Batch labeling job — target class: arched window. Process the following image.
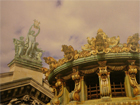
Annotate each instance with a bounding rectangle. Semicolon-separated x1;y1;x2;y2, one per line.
110;71;126;97
85;73;100;100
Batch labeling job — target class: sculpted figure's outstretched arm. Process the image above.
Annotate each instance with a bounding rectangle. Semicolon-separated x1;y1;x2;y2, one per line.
28;24;34;35
35;26;40;37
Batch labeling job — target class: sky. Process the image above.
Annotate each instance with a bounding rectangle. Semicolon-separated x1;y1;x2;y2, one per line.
0;0;140;73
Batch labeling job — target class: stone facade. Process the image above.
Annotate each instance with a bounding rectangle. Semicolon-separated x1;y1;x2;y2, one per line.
0;58;54;104
0;21;54;104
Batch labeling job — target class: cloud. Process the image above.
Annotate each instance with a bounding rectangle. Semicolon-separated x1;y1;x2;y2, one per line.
1;0;139;73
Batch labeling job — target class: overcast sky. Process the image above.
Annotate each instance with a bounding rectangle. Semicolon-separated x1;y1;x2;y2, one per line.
0;0;139;73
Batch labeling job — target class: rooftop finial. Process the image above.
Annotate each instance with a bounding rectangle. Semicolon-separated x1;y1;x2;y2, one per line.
97;28;103;33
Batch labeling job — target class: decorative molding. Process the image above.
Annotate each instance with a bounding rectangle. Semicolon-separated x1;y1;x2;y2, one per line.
108;65;126;71
80;67;98;74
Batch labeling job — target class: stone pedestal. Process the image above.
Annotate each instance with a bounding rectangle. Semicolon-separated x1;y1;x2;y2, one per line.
101;96;111;102
8;57;43;84
67;101;81;105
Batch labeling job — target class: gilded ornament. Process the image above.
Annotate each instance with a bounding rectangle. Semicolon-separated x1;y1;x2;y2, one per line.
127;33;139;52
42;30;140;80
61;45;76;62
50;79;64;105
41;67;50;80
80;67;98;74
43;57;58;71
69;67;81;101
127;60;140;96
98;61;111;97
33;19;40;29
122;43;130;52
108;65;126;71
57;58;67;66
110;45;122;53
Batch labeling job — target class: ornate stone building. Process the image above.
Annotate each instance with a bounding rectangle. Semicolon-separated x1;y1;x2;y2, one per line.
0;20;140;105
42;29;140;105
0;20;54;105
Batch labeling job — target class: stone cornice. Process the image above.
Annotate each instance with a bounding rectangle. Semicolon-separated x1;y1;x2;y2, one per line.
8;58;42;72
0;72;13;78
0;77;54;99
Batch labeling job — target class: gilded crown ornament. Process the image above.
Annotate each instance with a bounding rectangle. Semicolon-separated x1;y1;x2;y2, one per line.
97;28;103;33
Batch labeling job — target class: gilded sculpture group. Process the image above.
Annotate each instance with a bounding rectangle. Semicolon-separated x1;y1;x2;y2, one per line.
13;20;43;62
43;29;140;73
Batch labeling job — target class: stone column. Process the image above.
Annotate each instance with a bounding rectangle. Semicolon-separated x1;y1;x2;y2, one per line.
62;82;69;105
80;76;86;102
108;72;112;98
124;71;132;97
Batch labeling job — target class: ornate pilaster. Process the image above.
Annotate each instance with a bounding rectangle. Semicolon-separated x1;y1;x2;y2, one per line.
127;60;140;97
50;77;64;105
69;66;81;101
97;61;111;98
